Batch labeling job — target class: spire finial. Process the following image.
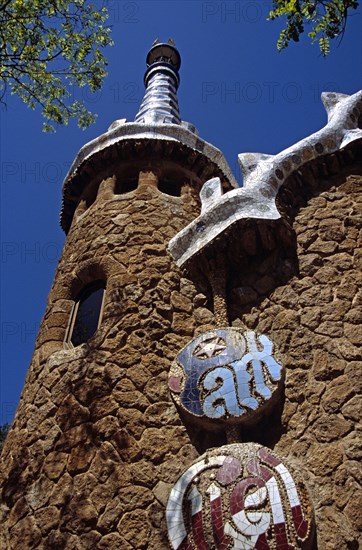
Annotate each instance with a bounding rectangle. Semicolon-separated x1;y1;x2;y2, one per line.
134;40;182;125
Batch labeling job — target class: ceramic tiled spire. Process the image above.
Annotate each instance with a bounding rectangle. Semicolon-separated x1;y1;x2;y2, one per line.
135;40;182;125
60;41;237;232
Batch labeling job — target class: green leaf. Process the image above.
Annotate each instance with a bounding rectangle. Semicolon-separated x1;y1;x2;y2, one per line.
268;0;359;55
0;0;113;131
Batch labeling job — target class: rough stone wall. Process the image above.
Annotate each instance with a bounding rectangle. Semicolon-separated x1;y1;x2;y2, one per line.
1;159;361;549
234;169;361;549
0;178;218;549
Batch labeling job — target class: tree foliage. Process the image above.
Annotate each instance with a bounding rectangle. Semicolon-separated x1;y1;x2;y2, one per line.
269;0;359;55
0;0;113;131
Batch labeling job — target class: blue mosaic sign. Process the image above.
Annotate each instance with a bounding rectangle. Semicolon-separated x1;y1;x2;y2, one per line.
169;328;284;426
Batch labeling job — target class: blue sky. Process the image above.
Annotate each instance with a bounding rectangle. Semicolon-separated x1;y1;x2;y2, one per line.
1;0;361;424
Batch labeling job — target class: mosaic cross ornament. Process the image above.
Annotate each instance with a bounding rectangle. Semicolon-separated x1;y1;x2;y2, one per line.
166;443;314;550
168;328;284;428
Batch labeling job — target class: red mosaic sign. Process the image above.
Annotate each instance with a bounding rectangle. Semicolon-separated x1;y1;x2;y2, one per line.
166;443;314;549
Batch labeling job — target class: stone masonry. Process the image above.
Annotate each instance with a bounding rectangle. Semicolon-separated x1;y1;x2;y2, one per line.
0;174;221;549
230;159;362;549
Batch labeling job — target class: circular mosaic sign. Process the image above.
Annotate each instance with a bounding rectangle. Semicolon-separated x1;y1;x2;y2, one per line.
169;328;284;428
166;443;314;550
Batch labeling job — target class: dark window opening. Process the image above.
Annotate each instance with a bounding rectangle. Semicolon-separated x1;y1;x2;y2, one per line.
66;281;105;347
158;179;182;197
115;178;138;194
79;180;99;212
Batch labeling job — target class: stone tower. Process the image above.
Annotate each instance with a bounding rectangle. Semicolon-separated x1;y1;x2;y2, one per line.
0;41;236;548
1;41;361;550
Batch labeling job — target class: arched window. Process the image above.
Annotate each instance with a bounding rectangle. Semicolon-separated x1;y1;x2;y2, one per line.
65;281;106;347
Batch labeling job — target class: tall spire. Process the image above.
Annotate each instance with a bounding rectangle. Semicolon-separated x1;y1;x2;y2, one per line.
135;39;182;125
61;41;237;231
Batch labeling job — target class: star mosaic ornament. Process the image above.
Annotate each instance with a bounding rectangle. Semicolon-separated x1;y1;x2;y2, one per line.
193;336;227;359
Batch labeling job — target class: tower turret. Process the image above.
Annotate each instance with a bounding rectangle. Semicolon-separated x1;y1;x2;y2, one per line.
59;41;237;233
0;42;236;549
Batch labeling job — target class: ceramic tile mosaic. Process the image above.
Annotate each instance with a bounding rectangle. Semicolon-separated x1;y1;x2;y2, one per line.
61;43;239;227
168;328;284;428
168;90;362;267
62;119;237;187
166;443;314;549
133;42;182;126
